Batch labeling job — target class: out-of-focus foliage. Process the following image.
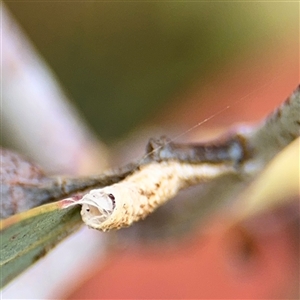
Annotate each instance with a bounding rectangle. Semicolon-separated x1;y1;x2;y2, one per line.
1;2;298;297
4;2;298;141
233;137;300;221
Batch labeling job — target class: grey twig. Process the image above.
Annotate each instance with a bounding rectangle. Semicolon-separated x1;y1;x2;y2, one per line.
245;85;300;171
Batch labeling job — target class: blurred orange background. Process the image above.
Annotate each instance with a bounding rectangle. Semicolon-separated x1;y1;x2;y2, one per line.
65;31;299;299
3;2;299;298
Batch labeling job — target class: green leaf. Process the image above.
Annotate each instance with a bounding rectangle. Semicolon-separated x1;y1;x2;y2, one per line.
0;200;81;288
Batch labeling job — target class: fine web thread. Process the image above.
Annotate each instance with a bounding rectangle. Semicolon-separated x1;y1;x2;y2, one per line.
71;71;284;230
136;72;283;167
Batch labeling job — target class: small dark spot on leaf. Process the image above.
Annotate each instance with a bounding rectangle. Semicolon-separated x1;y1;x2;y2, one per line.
10;234;17;240
33;248;48;262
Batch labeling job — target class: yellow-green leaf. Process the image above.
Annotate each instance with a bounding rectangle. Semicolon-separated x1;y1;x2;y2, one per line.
0;200;81;288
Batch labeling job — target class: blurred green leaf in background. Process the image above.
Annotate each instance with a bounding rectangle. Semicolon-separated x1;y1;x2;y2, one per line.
4;1;298;142
1;1;299;298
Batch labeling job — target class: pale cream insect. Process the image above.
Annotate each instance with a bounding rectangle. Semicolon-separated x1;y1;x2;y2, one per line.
75;161;235;231
71;82;300;231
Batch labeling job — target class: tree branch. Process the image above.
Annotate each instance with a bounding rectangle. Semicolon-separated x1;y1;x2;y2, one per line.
66;85;300;232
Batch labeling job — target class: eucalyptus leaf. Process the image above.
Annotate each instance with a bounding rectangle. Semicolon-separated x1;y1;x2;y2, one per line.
0;201;81;288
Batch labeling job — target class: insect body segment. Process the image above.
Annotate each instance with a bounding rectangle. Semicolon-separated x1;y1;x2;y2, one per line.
78;178;161;231
79;188;115;227
76;161;235;231
66;87;300;232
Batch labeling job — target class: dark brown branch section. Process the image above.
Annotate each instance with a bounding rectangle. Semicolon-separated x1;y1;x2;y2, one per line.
1;132;247;218
2;85;299;219
144;134;250;165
